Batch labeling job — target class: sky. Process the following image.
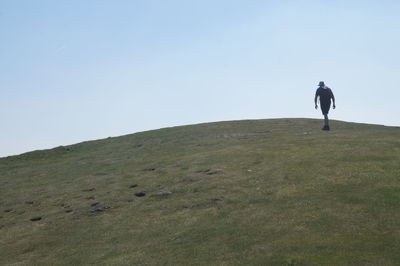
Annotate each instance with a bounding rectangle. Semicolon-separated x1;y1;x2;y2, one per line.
1;0;400;157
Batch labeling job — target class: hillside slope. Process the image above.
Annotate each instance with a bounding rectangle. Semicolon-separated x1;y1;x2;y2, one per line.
1;118;400;265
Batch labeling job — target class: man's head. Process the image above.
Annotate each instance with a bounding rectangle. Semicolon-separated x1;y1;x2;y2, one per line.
318;81;325;87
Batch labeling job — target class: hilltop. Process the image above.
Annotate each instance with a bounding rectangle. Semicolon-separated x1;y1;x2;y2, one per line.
1;118;400;265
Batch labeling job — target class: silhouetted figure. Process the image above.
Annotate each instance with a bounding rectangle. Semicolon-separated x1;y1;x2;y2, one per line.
315;81;336;130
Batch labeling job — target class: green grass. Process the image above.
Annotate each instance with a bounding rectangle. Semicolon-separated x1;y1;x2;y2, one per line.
1;118;400;265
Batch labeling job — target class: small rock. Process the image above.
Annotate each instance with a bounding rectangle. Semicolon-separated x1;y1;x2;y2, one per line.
25;201;40;206
90;202;100;207
197;169;211;174
127;199;135;203
197;169;224;175
85;196;95;200
143;167;156;172
92;206;111;213
30;216;42;221
157;190;172;196
129;184;138;188
206;170;224;175
134;192;146;197
65;209;73;213
4;209;13;213
210;198;223;203
82;188;96;192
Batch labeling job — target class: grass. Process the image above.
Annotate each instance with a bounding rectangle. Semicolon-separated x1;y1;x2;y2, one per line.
1;118;400;265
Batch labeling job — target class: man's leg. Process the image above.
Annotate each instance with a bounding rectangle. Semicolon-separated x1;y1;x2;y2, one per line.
324;114;329;126
323;114;330;130
321;102;331;130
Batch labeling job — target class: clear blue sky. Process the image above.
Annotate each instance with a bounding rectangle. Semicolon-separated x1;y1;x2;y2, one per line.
1;0;400;157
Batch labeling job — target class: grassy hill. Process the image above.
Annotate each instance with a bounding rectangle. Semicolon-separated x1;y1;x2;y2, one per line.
1;118;400;265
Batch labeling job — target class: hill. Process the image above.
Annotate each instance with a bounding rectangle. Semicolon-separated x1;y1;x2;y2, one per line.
1;118;400;265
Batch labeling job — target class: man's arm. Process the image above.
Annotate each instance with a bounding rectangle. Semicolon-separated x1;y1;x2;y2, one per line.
314;91;319;109
331;90;336;109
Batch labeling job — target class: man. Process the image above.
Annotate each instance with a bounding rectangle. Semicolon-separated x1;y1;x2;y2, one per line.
315;81;336;130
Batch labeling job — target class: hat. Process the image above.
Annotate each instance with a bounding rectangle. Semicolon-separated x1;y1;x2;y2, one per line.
318;81;325;86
